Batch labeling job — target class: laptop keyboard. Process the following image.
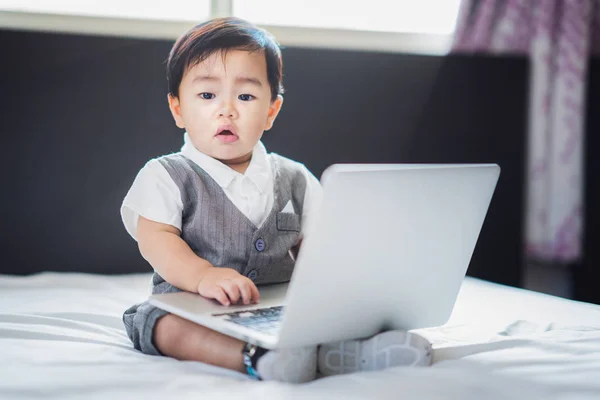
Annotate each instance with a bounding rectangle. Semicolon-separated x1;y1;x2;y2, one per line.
213;305;283;335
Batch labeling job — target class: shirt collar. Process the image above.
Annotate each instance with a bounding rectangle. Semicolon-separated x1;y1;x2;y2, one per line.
180;132;271;192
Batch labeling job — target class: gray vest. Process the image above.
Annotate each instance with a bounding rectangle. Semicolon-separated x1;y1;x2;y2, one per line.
150;153;307;294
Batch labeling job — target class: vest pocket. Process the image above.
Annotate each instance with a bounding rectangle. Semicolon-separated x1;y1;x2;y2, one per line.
276;212;301;232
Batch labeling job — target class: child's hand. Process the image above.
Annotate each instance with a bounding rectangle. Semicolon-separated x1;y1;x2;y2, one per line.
196;267;260;306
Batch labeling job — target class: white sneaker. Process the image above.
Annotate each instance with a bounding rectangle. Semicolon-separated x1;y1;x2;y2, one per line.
256;346;318;383
318;330;432;376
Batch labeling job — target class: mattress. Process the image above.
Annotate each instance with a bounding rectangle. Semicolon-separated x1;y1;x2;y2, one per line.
1;272;599;400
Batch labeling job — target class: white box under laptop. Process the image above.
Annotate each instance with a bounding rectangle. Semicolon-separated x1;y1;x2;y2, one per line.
150;164;500;349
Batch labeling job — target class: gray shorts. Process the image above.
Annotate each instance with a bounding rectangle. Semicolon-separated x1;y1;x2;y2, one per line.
123;274;181;355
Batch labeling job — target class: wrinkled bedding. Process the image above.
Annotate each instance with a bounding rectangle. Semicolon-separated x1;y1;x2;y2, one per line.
1;273;599;400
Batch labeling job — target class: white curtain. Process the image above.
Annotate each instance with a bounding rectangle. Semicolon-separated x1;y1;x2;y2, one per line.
453;0;600;263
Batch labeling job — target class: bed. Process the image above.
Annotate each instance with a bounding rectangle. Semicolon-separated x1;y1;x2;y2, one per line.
1;9;598;399
2;272;599;400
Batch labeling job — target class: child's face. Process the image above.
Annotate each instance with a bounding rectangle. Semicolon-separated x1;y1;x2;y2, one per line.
168;50;283;165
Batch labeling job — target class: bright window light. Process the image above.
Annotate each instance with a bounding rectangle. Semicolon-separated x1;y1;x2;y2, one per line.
0;0;209;21
234;0;462;34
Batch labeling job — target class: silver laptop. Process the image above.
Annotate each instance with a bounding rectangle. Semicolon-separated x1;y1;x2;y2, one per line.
149;163;500;349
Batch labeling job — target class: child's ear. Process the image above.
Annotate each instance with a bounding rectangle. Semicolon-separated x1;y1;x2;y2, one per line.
264;95;284;131
168;94;185;129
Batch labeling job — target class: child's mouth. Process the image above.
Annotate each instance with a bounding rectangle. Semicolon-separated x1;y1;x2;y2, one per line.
215;128;239;143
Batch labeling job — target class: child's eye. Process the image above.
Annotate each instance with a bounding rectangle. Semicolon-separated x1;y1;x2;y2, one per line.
238;94;255;101
199;93;215;100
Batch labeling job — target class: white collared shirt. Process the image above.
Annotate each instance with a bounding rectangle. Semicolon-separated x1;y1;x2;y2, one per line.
121;133;322;240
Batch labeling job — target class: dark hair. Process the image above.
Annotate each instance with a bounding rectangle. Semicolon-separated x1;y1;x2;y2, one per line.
167;17;284;102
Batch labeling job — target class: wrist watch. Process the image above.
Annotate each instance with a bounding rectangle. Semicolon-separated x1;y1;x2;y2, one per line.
242;342;261;380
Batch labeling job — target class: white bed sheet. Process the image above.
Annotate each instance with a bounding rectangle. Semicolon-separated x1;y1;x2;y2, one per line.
1;272;599;400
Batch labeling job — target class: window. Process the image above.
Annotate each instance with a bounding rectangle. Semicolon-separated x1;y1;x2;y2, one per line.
0;0;461;53
0;0;209;22
234;0;461;35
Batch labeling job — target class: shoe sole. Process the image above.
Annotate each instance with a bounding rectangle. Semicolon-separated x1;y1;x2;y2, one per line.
318;331;432;375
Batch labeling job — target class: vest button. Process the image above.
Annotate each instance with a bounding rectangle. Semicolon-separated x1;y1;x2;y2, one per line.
248;270;258;281
255;238;265;252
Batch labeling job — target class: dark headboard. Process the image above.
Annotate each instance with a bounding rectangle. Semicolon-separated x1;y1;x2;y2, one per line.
573;57;600;304
0;30;527;288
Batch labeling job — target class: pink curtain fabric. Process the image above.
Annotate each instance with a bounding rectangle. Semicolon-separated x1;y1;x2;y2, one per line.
453;0;600;263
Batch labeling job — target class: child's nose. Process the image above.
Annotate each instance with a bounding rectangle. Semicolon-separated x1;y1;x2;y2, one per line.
218;100;237;119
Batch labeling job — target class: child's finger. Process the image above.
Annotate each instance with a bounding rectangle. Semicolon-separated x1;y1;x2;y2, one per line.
238;281;252;305
220;281;241;304
249;281;260;303
211;286;230;306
